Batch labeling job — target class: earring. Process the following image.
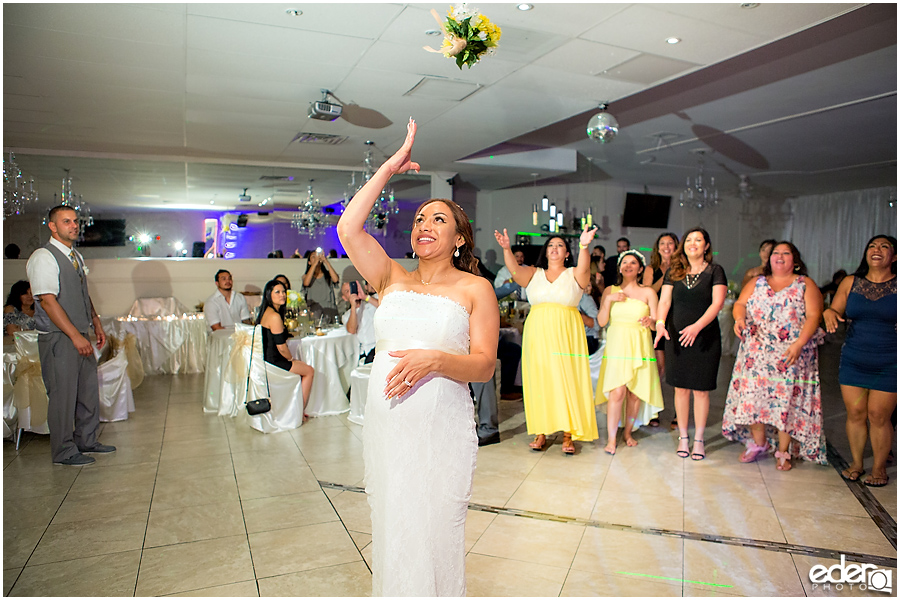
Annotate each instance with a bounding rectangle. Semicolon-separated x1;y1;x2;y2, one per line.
794;264;800;272
412;251;416;258
454;247;460;258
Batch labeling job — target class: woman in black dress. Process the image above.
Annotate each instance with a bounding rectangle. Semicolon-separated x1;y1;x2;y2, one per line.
643;232;679;428
654;228;727;460
258;279;315;416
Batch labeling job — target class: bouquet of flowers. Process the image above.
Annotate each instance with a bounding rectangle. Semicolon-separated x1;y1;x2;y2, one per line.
286;289;306;310
424;4;501;69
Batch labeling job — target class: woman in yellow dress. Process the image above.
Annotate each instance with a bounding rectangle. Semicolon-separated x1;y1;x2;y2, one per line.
596;250;664;454
494;226;598;455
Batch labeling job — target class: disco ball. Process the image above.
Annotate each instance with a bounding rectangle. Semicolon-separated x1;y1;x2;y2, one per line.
586;110;618;144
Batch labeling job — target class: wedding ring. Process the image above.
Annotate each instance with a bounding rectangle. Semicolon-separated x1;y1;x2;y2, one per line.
403;379;413;387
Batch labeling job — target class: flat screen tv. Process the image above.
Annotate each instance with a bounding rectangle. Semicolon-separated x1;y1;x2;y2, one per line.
622;192;671;229
78;219;127;247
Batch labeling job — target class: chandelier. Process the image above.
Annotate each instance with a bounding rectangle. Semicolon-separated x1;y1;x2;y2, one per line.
3;152;39;220
679;150;720;211
54;169;93;240
291;180;328;237
343;141;398;231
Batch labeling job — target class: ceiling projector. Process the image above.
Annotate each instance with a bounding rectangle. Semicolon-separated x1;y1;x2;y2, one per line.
308;101;342;121
238;188;251;202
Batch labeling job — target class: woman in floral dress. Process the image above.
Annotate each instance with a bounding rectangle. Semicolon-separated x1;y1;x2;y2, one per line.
722;241;826;469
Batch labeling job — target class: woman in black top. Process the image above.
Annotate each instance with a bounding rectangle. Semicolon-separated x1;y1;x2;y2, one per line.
259;279;315;417
654;228;727;460
643;232;679;428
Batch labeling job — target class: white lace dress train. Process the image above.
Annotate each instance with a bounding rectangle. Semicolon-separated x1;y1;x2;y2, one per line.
364;291;477;596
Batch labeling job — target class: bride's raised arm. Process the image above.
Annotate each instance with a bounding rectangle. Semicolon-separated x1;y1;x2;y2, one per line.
337;118;421;293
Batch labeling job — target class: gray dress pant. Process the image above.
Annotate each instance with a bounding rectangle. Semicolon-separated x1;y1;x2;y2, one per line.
471;374;499;439
38;331;100;462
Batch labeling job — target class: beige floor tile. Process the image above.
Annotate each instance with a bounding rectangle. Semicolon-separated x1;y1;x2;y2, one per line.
168;391;203;404
524;450;612;487
151;473;239;511
3;468;78;499
868;485;897;521
791;553;896;597
84;441;162;467
257;560;372;596
590;489;684;531
3;568;20;595
360;538;373;570
329;489;372;534
145;500;246;547
470;473;523;507
758;459;846;486
465;509;497;552
236;465;321;500
155;452;234;481
349;530;372;551
470;514;585;568
307;456;365;487
465;553;568;597
572;527;684;581
560;568;683;596
230;449;309;475
2;451;61;474
682;585;747;596
29;512;147;565
165;411;218;430
159;436;232;461
53;485;154;524
506;479;601;519
684;472;774;509
3;494;64;530
242;490;338;534
683;539;805;596
98;426;165;446
474;447;542;479
684;502;786;542
70;460;159;493
163;421;228;443
10;550;140;596
165;580;259;596
767;479;870;518
776;508;896;557
3;526;44;569
601;460;685;497
248;521;360;579
16;435;53;456
297;440;364;465
228;429;302;454
136;534;255;596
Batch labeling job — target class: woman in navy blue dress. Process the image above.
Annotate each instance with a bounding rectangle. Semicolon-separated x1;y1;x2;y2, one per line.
824;235;897;487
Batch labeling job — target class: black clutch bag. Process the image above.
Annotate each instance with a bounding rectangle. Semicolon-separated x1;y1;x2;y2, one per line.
245;327;272;416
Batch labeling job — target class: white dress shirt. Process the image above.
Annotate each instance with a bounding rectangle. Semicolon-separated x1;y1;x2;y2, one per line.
204;289;250;328
26;237;84;297
342;301;377;355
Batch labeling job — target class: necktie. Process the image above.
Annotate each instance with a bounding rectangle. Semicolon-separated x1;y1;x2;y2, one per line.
69;252;83;279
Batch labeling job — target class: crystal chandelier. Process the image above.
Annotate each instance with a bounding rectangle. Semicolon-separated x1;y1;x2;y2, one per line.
291;180;327;237
679;150;720;211
3;152;39;220
343;141;397;230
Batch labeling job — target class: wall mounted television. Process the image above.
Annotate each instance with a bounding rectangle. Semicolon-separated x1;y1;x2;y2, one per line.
622;193;671;229
78;219;127;247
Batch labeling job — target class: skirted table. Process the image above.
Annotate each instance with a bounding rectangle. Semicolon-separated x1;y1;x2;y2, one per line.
287;328;356;417
101;314;207;375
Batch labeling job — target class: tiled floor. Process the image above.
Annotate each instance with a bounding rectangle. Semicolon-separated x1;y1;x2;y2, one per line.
3;340;896;596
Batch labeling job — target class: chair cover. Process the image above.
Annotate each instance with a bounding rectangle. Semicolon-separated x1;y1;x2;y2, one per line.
3;351;18;439
589;337;606;393
203;328;235;414
128;297;190;317
97;350;135;422
12;332;49;435
348;365;371;425
235;324;307;433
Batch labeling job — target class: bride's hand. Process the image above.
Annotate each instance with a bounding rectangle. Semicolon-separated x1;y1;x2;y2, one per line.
382;118;421;176
494;228;511;250
384;349;438;398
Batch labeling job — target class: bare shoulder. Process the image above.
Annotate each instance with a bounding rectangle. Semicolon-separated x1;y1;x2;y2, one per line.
457;271;495;304
3;305;14;314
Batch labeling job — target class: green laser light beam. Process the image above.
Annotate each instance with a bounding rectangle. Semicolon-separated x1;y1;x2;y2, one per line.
615;572;733;588
601;355;658;362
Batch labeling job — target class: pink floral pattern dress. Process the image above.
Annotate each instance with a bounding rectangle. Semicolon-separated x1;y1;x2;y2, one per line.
721;276;827;464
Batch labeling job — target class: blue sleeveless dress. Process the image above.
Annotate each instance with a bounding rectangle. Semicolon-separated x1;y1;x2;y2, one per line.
839;276;897;392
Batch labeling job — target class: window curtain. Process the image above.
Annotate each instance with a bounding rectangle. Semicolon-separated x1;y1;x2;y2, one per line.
783;187;897;282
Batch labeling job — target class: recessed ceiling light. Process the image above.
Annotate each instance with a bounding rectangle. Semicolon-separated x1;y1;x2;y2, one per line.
285;8;302;17
666;37;681;44
740;3;760;8
425;29;441;36
517;3;534;11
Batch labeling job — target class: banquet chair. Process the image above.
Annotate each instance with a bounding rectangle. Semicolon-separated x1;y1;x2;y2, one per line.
96;343;135;422
203;328;235;414
12;332;50;449
3;352;19;440
232;324;307;433
348;365;371;425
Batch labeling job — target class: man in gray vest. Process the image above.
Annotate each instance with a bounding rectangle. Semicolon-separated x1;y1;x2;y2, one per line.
25;205;116;465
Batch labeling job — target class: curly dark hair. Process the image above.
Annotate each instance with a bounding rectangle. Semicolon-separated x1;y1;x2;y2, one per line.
412;199;478;275
668;227;714;281
535;236;573;270
852;235;897;277
4;280;31;311
762;241;808;277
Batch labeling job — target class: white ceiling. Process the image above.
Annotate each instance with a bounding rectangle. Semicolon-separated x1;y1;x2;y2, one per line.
3;2;896;215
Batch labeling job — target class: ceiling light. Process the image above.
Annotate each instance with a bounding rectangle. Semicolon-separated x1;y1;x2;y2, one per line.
666;37;681;44
517;3;534;10
425;29;441;36
586;102;618;144
285;8;302;16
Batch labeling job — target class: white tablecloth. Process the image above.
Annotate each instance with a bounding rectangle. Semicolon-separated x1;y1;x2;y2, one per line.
204;328;236;414
101;315;208;375
287;328;356;417
3;351;18;438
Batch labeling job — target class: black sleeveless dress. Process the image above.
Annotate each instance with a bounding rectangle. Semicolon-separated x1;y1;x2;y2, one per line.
652;267;666;351
261;326;292;371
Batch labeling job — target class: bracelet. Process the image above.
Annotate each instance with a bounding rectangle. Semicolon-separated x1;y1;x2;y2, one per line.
364;295;370;302
579;243;587;250
655;320;665;326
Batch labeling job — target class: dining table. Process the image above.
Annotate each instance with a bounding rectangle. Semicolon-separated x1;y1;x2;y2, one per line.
286;327;357;417
101;314;208;375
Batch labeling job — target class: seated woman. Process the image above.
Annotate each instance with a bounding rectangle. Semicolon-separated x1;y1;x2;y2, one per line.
4;280;35;336
258;279;315;419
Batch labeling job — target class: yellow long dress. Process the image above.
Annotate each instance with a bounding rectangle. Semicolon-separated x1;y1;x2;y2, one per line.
595;286;663;431
522;268;598;441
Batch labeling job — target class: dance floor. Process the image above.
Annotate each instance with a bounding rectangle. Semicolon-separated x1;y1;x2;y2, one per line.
3;338;895;596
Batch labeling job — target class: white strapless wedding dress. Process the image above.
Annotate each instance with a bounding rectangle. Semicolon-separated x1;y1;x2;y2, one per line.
364;290;477;597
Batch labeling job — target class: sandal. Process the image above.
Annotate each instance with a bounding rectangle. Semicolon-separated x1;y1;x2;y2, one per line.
676;436;690;458
562;433;575;456
691;439;706;461
669;421;678;431
841;468;866;482
648;418;661;427
529;434;546;451
775;450;792;471
739;440;769;463
864;474;890;488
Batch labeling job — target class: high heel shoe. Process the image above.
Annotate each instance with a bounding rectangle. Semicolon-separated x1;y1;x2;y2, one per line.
775;450;792;471
529;434;546;451
691;439;705;461
562;433;575;456
676;436;690;458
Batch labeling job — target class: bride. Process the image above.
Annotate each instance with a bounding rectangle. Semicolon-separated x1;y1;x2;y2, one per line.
337;118;499;596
